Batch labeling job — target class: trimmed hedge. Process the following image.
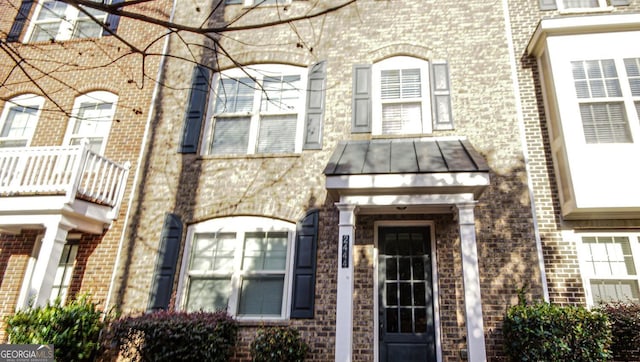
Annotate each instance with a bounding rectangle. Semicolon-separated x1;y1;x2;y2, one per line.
598;303;640;361
108;310;237;362
503;301;612;361
250;326;308;362
4;295;105;361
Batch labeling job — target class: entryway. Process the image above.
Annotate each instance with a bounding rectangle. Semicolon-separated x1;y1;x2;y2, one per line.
378;226;436;362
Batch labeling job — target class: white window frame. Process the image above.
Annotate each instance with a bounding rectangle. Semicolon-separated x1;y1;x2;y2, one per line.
204;64;307;155
557;0;612;12
0;94;44;148
573;231;640;307
176;216;296;320
50;243;79;305
63;91;117;155
25;0;109;42
371;56;432;136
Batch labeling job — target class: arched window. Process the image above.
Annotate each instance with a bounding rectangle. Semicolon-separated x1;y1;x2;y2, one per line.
64;91;117;154
0;94;44;148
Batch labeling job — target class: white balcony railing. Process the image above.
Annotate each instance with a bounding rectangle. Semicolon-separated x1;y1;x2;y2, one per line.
0;142;130;214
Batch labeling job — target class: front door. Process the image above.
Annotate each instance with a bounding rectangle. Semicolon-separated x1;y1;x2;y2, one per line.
378;226;436;362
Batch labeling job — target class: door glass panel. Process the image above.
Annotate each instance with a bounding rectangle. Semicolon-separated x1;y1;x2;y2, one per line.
398;257;411;279
386;258;397;280
412;258;424;279
414;283;426;306
415;308;427;332
399;282;412;306
386;308;398;333
400;308;412;333
386;282;398;306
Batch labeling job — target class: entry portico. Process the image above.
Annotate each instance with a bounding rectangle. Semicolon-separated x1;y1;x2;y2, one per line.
324;137;490;362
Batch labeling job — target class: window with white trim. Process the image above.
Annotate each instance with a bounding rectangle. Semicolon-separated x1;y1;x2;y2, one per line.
180;217;294;318
28;0;110;42
577;233;640;305
571;58;640;144
50;243;78;304
372;57;432;135
206;65;306;155
561;0;606;9
0;94;44;148
225;0;291;5
64;91;117;154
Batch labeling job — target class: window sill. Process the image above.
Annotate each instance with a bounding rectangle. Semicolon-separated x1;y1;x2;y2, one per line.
199;152;302;160
236;318;290;327
558;6;614;14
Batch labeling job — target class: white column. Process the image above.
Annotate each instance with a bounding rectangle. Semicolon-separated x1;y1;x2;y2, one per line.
456;203;487;362
335;203;356;362
27;217;71;307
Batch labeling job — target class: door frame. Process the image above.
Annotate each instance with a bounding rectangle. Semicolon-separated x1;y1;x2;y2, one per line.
373;220;442;362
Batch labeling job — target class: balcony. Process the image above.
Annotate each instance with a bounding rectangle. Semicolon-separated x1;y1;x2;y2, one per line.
0;143;130;234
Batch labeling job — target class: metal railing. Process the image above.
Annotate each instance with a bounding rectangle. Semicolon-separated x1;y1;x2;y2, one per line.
0;142;130;213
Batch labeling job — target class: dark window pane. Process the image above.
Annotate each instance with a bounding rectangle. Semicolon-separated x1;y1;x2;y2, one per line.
386;282;398;306
386;308;398;333
412;257;425;280
400;308;413;333
415;308;427;332
399;282;412;306
398;257;411;280
414;283;426;306
386;258;397;280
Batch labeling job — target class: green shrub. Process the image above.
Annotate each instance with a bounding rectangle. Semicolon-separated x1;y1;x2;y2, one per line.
598;302;640;361
108;310;237;362
503;301;612;361
4;294;105;361
250;326;308;362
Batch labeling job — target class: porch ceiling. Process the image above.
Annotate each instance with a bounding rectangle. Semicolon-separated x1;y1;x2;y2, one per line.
324;137;490;205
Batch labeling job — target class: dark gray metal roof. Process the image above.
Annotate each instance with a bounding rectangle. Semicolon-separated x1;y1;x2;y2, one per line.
324;138;489;176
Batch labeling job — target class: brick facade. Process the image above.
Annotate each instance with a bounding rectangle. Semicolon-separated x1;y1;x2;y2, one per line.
0;0;170;341
116;0;547;360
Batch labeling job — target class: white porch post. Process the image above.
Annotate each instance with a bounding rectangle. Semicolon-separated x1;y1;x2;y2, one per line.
335;203;356;362
456;202;487;362
27;217;71;307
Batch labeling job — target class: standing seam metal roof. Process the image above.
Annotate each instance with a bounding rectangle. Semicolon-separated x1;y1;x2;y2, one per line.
323;138;489;175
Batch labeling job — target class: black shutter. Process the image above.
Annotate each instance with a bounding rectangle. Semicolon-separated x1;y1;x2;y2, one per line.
539;0;558;10
103;0;124;36
290;209;319;319
303;61;326;150
179;65;210;153
147;213;183;312
611;0;629;5
7;0;34;42
352;64;372;133
431;61;454;130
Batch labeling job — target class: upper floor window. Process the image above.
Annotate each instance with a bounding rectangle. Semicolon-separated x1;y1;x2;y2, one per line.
577;233;640;306
178;217;295;318
372;57;432;135
540;0;630;11
352;56;453;135
64;91;117;154
571;58;640;144
206;65;307;155
28;0;110;42
0;94;44;148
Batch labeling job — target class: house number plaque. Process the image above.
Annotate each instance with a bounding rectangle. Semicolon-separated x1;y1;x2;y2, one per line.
341;235;349;268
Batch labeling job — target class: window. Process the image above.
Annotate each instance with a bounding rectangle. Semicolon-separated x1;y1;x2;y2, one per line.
206;65;306;155
179;217;294;318
64;91;117;154
372;57;432;135
562;0;605;8
50;243;78;304
225;0;291;5
572;58;639;144
28;0;109;42
0;94;44;148
578;234;640;305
